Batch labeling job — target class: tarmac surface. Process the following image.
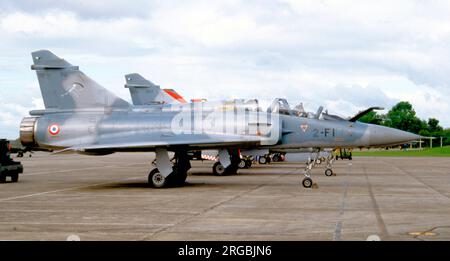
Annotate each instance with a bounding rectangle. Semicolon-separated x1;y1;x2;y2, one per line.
0;152;449;241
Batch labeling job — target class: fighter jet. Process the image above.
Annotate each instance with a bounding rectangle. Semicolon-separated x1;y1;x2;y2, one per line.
20;50;421;188
125;73;186;105
121;75;399;179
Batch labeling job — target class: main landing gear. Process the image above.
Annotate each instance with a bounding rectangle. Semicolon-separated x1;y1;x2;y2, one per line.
272;153;285;162
148;149;191;188
212;149;241;176
237;156;252;169
258;154;271;164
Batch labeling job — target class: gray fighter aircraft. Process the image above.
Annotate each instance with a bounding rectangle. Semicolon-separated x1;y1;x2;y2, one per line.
125;73;186;105
20;50;421;188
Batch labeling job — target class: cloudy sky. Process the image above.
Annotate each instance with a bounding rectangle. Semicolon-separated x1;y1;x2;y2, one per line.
1;0;450;139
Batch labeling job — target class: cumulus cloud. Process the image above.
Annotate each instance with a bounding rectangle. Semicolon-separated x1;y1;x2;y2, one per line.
0;100;37;139
1;0;450;138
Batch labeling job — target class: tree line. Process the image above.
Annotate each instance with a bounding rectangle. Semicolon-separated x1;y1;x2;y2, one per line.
358;101;450;146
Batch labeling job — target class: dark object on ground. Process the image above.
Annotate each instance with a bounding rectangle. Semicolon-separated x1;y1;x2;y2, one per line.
0;139;23;183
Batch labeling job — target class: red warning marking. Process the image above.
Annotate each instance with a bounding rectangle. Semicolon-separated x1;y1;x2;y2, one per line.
201;154;218;161
191;98;207;103
48;123;61;135
163;89;187;104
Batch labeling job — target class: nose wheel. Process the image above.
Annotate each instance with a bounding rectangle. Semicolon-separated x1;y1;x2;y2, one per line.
325;168;333;176
302;177;313;188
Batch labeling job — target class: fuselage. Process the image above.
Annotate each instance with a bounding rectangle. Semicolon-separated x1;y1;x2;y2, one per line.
21;102;420;153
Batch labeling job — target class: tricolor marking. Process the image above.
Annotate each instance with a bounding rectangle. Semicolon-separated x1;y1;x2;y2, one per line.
48;124;61;135
300;124;309;132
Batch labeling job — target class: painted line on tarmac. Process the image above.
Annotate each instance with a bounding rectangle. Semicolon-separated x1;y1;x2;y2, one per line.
0;221;171;227
24;163;148;176
0;177;141;202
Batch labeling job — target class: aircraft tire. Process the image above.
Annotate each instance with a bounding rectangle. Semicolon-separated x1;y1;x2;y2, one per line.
238;159;247;169
325;169;333;177
258;156;267;164
302;177;313;188
148;168;168;188
213;162;226;176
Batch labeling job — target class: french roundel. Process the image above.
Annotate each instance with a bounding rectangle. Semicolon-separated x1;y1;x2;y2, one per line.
48;124;61;135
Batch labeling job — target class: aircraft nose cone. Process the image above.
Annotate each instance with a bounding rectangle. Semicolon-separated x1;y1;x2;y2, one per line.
367;125;421;146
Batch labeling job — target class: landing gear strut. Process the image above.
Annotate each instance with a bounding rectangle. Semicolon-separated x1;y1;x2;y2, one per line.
238;156;253;169
301;150;336;188
148;149;191;188
301;149;338;188
213;149;240;176
213;161;226;176
301;150;320;188
324;152;335;177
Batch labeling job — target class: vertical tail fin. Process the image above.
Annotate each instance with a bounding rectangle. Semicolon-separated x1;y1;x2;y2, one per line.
124;73;186;105
31;50;129;110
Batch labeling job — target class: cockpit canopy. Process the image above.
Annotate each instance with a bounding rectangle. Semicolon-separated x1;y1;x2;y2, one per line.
267;98;325;119
157;97;381;123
